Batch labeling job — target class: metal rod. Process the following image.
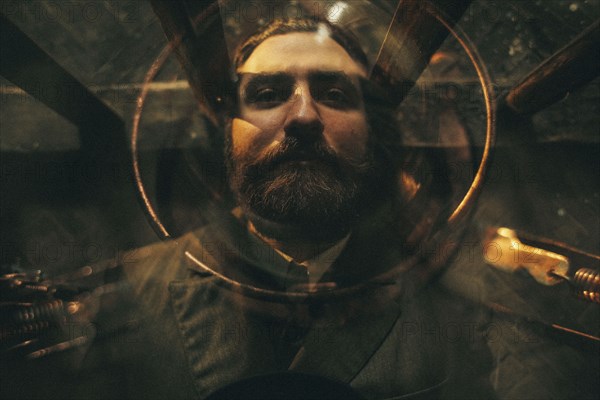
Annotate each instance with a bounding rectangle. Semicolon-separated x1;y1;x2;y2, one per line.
372;0;473;104
488;302;600;343
504;19;600;116
149;0;232;127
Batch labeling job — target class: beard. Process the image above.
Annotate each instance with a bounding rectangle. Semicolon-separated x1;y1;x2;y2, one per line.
226;134;378;237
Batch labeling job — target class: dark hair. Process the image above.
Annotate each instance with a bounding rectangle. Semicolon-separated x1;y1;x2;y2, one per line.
233;18;370;71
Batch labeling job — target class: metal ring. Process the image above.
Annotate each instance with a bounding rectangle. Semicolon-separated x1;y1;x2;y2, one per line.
131;2;496;299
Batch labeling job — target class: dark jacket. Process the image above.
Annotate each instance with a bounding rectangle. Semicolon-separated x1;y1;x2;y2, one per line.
74;213;498;400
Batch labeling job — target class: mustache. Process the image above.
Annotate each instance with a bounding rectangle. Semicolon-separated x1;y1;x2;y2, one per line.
247;137;340;172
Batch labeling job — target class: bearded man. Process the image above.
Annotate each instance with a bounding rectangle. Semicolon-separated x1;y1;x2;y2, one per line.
222;18;401;287
51;17;498;400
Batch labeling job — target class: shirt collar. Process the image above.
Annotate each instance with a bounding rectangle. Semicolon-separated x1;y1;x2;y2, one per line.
272;234;351;284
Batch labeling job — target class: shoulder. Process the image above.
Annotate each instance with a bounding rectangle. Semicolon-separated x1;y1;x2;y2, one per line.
114;228;221;305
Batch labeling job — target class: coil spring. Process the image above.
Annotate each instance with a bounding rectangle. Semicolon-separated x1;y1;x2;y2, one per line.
0;320;51;342
1;300;64;344
14;299;64;322
573;268;600;304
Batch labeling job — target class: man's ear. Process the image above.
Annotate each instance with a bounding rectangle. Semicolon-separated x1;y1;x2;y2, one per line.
212;82;239;128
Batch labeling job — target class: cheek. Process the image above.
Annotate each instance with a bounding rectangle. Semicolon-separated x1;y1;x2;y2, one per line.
323;110;369;158
231;117;279;160
239;103;287;135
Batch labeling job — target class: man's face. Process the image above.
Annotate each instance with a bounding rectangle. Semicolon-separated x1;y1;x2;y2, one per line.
228;30;375;234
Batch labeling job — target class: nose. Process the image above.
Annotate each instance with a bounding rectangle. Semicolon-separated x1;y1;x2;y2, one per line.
283;85;324;140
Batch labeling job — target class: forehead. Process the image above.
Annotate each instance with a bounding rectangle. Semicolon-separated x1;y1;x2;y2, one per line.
237;31;367;77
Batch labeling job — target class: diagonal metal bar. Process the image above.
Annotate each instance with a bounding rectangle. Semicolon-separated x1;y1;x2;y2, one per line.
372;0;473;104
0;12;125;153
503;19;600;116
149;0;232;127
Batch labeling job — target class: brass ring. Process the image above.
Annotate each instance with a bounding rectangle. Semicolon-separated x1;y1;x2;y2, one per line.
131;1;496;300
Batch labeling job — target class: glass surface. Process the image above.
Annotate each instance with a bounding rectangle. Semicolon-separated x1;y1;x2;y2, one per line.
1;1;598;399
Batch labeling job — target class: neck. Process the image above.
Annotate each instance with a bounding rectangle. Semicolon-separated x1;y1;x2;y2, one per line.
245;212;349;262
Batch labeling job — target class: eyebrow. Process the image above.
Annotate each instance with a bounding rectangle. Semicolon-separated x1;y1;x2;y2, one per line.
239;73;293;90
307;71;359;88
238;71;361;88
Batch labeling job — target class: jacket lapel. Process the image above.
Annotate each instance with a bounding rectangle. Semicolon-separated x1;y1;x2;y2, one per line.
169;277;298;399
288;288;403;383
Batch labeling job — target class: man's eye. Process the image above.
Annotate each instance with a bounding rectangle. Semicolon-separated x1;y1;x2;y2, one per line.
314;86;356;108
245;86;291;108
255;88;278;103
323;88;348;103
